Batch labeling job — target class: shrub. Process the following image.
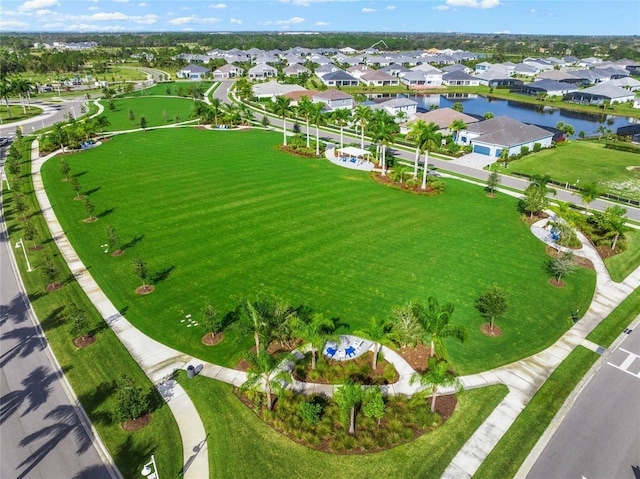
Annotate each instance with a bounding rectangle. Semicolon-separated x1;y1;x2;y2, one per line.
297;400;322;426
520;145;530;156
359;432;376;450
533;142;542;152
113;375;149;422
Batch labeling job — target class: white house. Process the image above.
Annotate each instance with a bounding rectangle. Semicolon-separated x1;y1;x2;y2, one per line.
248;64;278;80
312;89;354;111
176;64;210;80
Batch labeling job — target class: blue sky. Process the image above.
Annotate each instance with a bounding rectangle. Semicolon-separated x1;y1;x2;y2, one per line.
0;0;638;35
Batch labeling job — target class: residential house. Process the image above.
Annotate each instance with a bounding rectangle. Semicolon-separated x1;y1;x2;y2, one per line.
405;107;479;135
372;98;418;120
248;64;278;80
535;70;583;86
381;64;412;77
312;89;354;111
474;61;494;74
283;90;319;106
564;83;636;105
283;63;311;77
609;77;640;91
409;64;443;86
514;79;578;97
321;70;359;87
442;71;479;87
314;64;340;78
346;64;371;79
476;70;523;88
456;116;553;158
400;71;429;88
252;81;307;100
512;63;538;77
359;70;400;87
176;64;210;80
213;63;244;79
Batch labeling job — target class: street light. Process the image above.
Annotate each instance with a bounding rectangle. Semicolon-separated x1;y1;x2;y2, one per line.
15;238;32;272
141;454;159;479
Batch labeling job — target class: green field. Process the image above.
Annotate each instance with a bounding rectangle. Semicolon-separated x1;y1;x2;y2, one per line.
41;128;596;374
178;372;508;479
98;97;198;131
494;140;640;201
0;104;43;123
605;228;640;282
128;81;214;97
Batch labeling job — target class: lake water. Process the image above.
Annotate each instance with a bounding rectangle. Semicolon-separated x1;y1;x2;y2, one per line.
368;93;638;138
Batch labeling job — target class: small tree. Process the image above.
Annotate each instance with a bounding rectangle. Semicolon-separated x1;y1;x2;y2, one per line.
202;297;224;338
69;176;82;199
59;158;71;181
83;197;95;220
354;316;391;370
14;196;29;220
132;257;148;288
486;168;501;196
333;380;363;435
105;223;122;253
69;304;91;340
128;109;135;123
410;357;461;413
41;257;59;287
297;399;322;426
240;348;292;411
578;182;603;214
114;375;149;422
475;285;508;331
23;220;39;248
362;387;385;426
139;116;147;130
549;252;576;284
261;115;270;128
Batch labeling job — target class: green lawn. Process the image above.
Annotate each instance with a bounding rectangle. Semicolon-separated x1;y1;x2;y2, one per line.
587;287;640;347
473;346;599;479
178;372;508;479
97;96;199;131
0;104;43;123
3;139;182;478
40;128;596;374
128;81;214;97
494;140;640;201
604;228;640;282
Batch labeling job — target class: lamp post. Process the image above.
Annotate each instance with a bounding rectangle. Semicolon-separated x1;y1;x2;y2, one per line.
15;238;32;272
141;454;159;479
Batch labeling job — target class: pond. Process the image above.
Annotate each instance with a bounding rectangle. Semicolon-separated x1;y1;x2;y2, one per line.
367;92;638;138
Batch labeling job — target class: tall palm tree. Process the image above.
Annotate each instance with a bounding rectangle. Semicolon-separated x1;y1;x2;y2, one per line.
407;120;441;189
418;297;467;359
290;313;335;369
271;96;293;146
578;182;603;214
409;357;461;413
406;120;428;178
210;98;222;126
240;348;293;410
309;101;326;156
297;96;314;148
352;104;372;150
369;112;398;177
354;316;391;370
331;107;351;149
92;115;111;134
0;77;14;119
448;119;466;141
12;78;32;114
50;122;67;152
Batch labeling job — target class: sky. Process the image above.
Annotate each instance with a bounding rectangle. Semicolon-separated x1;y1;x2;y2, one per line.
0;0;638;36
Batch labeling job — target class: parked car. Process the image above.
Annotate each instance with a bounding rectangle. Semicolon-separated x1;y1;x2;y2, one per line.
427;169;441;177
0;137;10;146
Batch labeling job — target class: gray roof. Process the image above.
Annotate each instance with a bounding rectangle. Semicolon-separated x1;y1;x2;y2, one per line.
180;64;209;73
466;116;553;146
524;79;578;92
322;70;358;81
379;98;418;108
578;83;635;99
442;71;477;81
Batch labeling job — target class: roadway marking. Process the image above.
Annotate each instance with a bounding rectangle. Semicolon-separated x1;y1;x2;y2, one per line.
607;348;640;379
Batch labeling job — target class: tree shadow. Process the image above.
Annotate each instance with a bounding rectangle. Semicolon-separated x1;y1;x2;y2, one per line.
0;324;47;368
83;186;101;197
97;207;115;219
112;435;157;479
0;365;59;425
0;291;32;327
16;404;94;479
71;464;113;479
121;234;144;251
72;171;88;178
632;465;640;479
76;382;117;427
39;305;66;333
151;265;175;285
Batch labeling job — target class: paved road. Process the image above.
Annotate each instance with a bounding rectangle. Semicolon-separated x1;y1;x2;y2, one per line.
526;324;640;479
0;190;117;478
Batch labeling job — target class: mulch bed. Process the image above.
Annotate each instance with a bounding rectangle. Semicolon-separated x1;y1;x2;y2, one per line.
394;344;433;373
73;335;96;348
46;282;63;291
595;244;621;260
234;340;303;371
110;249;124;257
545;246;594;269
548;278;566;288
292;351;399;385
278;145;320;159
121;412;152;432
202;332;225;346
28;245;44;251
83;217;98;223
135;285;155;295
371;173;441;196
521;211;549;225
73;195;86;201
480;324;503;337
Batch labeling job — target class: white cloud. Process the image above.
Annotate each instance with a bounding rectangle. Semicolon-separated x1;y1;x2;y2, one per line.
494;30;510;34
445;0;500;9
0;19;29;28
35;9;54;16
280;0;360;5
315;21;329;26
386;5;396;10
88;6;99;10
362;7;376;13
113;0;129;3
432;5;450;11
230;18;242;24
89;11;128;20
78;11;157;24
263;16;305;26
42;22;64;28
167;16;222;25
138;2;149;6
210;3;227;8
65;23;126;31
19;0;59;11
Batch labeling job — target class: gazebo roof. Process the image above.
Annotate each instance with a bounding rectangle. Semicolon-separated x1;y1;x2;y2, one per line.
338;146;370;157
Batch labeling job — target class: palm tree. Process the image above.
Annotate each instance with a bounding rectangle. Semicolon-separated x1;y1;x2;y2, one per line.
309;101;327;156
354;316;391;370
50;122;67;152
222;103;242;127
297;96;314;148
240;348;292;410
448;119;466;141
290;313;335;369
92;115;110;134
210;98;222;126
331;107;351;149
406;120;427;178
418;297;467;359
407;121;441;189
409;357;461;413
369;113;397;177
271;96;293;146
578;182;602;213
389;301;423;348
352;104;372;150
0;77;13;119
12;78;31;114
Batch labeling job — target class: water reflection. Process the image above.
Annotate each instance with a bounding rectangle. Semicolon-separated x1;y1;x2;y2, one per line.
364;92;633;137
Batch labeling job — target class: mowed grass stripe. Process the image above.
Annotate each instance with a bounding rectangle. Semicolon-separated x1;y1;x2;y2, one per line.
41;128;596;373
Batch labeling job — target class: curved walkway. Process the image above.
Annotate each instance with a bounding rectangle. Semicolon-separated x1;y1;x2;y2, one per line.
29;127;640;478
